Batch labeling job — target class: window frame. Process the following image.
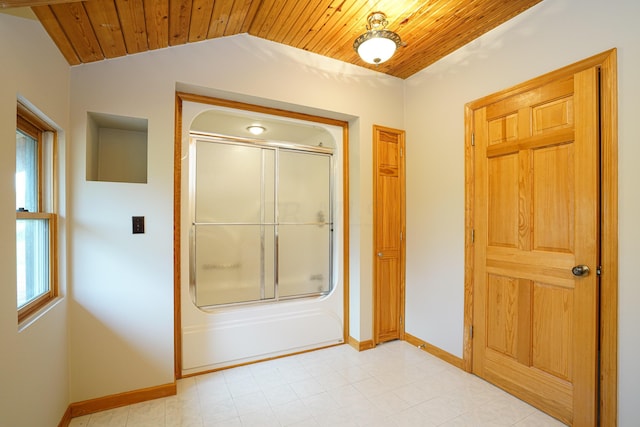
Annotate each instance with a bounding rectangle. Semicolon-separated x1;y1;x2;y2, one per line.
16;102;58;323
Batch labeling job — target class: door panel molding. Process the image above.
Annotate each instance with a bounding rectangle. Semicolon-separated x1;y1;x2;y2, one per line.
464;49;618;426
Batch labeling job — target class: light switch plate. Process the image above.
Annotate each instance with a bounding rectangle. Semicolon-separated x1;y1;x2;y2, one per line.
132;216;145;234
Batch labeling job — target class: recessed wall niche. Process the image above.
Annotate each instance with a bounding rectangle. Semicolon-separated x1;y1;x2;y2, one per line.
86;112;148;183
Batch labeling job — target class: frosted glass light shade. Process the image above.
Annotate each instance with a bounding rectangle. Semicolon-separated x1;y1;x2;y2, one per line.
356;35;396;64
353;28;401;65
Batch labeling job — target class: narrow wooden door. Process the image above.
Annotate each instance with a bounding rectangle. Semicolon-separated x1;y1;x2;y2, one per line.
373;125;405;344
471;67;600;425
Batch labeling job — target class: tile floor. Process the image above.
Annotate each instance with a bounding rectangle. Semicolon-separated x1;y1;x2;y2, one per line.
69;340;567;426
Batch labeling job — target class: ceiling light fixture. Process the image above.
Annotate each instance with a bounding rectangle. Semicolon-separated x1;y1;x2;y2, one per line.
246;125;266;135
353;12;402;65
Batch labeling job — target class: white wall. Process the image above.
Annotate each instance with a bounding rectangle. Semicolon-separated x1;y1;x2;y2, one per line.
404;0;640;423
0;13;70;427
69;34;404;401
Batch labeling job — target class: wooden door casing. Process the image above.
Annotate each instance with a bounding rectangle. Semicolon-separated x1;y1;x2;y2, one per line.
464;49;618;427
470;68;599;425
373;125;406;344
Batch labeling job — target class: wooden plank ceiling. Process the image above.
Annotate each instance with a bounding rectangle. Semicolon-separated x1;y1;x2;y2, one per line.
7;0;543;79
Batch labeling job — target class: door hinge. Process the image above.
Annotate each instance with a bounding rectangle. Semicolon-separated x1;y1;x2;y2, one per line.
400;231;403;241
471;229;475;243
471;133;475;146
597;266;602;276
469;325;474;339
400;148;403;157
399;316;403;326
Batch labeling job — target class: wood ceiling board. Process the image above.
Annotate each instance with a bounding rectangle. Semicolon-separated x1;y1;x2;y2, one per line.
143;0;169;50
302;0;371;55
50;2;103;62
28;0;544;79
224;0;253;35
391;0;544;78
83;0;127;58
267;0;310;41
254;0;289;39
238;0;261;33
284;0;339;48
2;0;80;6
115;0;148;54
167;0;192;46
207;0;234;38
261;0;300;40
297;0;357;51
247;0;277;38
188;0;215;42
275;0;331;46
31;4;82;64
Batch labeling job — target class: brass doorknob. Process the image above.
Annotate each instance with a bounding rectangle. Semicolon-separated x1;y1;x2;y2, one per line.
572;265;590;277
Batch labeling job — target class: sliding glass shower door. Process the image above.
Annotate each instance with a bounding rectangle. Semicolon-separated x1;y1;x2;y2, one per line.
191;136;333;308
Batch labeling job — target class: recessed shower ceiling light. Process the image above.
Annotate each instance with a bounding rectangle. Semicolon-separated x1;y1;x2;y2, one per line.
247;125;266;135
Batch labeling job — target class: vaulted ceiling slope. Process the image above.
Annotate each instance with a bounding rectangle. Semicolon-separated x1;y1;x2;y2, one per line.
7;0;543;79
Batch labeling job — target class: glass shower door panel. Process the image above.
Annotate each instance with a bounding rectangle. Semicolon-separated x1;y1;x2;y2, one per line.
278;224;331;298
194;224;275;306
278;151;331;225
195;141;275;223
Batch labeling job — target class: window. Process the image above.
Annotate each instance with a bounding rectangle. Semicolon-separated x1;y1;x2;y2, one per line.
190;134;333;307
16;103;58;322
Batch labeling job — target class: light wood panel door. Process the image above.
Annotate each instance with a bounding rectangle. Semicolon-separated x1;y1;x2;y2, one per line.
471;68;600;425
373;125;405;344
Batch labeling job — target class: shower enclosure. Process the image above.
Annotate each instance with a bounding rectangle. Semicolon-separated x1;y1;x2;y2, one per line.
180;100;345;375
191;135;334;307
